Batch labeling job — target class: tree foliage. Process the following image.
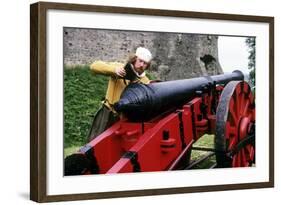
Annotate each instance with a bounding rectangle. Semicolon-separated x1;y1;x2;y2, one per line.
245;37;256;87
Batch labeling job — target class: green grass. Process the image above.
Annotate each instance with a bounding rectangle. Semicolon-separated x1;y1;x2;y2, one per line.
190;134;217;169
64;146;81;157
64;65;108;148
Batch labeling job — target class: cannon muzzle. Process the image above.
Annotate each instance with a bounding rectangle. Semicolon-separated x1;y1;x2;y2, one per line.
114;70;244;121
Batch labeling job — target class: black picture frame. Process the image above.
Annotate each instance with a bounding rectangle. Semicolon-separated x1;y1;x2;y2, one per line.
30;1;274;202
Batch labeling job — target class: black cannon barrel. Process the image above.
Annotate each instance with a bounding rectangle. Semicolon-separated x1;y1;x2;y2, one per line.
114;70;244;121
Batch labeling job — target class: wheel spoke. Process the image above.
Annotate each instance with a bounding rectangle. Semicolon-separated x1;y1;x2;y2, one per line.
248;146;255;162
242;99;250;116
232;155;237;167
235;88;241;116
225;122;237;139
241;149;248;166
240;93;247;116
244;146;250;162
228;137;237;150
229;99;239;126
234;152;239;167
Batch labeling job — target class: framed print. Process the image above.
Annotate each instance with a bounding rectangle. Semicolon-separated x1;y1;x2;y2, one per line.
30;1;274;202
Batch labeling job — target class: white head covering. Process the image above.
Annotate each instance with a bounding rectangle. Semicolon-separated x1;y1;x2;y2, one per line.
135;47;152;63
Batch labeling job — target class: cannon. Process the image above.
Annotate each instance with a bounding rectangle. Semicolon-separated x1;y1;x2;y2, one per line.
65;71;255;175
114;70;244;121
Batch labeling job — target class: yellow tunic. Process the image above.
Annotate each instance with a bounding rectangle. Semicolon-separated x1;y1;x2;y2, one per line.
90;61;150;112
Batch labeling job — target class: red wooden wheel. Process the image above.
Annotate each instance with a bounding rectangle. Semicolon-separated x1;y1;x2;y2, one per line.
215;81;255;168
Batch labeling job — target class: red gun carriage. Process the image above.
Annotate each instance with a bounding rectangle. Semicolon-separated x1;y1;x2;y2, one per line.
65;70;255;175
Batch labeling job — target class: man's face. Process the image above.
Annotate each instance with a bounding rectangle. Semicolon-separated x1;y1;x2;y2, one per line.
133;57;149;75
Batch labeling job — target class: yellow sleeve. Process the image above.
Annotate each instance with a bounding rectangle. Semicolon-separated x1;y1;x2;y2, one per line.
140;76;150;84
90;61;124;76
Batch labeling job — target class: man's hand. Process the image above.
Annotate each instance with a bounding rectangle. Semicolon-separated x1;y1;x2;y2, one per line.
115;67;126;77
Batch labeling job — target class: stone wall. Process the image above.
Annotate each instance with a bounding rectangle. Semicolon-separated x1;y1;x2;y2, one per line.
64;27;223;80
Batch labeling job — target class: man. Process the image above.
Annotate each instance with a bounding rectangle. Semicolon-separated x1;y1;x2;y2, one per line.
88;47;153;141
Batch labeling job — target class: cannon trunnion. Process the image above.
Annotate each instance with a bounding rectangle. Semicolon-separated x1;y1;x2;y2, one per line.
65;71;255;175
